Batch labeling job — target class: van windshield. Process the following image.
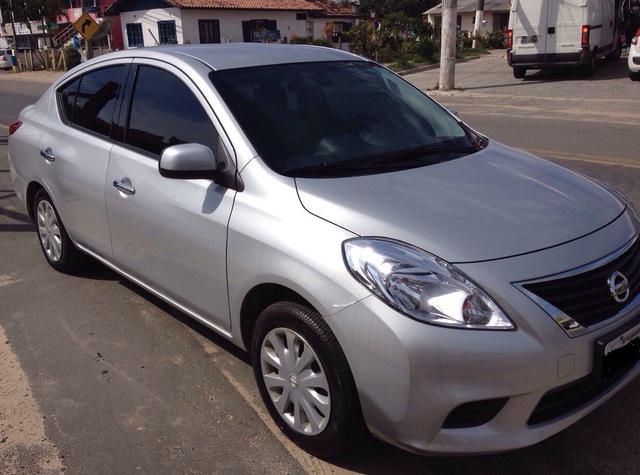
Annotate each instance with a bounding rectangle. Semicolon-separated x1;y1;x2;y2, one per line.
210;61;482;178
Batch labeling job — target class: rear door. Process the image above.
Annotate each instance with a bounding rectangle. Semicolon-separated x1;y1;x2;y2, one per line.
546;0;585;58
512;0;548;59
38;60;130;256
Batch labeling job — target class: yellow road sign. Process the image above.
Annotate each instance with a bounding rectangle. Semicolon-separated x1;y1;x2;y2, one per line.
73;13;100;40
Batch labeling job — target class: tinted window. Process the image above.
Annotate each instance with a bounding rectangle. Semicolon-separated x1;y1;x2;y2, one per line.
58;77;81;122
127;66;218;156
74;66;125;137
211;62;477;178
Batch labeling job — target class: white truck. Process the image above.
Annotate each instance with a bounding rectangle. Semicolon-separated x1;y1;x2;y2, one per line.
507;0;624;78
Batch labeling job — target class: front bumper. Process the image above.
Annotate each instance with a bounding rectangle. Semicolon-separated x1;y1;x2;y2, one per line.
629;45;640;73
327;209;640;455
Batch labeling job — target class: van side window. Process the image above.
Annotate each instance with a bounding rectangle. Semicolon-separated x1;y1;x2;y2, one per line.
126;66;218;157
57;77;81;123
74;65;125;137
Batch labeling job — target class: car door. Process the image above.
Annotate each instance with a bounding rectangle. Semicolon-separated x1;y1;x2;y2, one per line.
38;60;130;255
512;0;548;60
105;60;235;331
546;0;585;59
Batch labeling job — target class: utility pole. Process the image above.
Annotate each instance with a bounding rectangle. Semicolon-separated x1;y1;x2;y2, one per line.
8;0;19;71
439;0;457;91
472;0;485;49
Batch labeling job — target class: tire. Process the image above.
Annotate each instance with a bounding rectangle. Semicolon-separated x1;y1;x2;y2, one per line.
33;189;87;273
630;71;640;82
251;302;364;458
581;51;596;77
513;67;526;79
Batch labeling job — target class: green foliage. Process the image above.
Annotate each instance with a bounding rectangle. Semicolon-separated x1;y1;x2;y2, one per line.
345;22;381;58
359;0;439;18
487;30;506;49
288;36;334;47
0;0;64;25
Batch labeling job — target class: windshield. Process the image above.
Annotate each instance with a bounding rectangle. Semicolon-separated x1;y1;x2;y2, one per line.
210;61;482;178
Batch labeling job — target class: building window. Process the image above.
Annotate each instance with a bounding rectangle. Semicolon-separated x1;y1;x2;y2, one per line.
306;20;314;38
126;23;143;47
198;19;221;44
158;20;177;45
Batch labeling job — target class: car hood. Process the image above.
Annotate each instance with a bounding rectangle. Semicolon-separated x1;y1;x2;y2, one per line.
295;142;626;263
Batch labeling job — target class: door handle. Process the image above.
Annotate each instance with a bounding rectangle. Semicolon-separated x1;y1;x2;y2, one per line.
40;147;55;162
548;27;555;35
113;179;136;196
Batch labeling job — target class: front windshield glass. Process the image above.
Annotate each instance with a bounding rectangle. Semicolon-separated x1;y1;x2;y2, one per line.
210;61;481;178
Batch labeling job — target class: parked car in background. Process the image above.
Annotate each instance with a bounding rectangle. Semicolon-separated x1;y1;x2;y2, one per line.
629;27;640;80
7;44;640;457
508;0;622;78
1;48;13;70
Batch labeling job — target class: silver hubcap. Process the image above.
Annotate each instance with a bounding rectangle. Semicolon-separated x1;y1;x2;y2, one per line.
37;200;62;262
260;328;331;435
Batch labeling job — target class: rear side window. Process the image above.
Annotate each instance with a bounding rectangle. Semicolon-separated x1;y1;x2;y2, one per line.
58;77;81;122
126;66;218;156
74;66;125;137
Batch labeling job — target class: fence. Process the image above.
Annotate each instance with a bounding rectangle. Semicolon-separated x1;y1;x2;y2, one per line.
12;46;112;72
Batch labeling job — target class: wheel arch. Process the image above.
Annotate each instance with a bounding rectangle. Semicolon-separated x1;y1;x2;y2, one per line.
25;181;46;222
239;283;317;353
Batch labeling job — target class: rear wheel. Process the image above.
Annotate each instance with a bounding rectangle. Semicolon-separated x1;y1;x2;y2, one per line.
33;189;86;273
513;67;526;79
251;302;364;458
581;51;596;77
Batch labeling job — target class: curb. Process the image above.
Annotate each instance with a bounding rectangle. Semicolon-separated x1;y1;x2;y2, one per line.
396;54;483;76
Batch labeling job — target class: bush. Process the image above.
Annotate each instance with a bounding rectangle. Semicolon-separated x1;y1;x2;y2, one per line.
411;37;438;62
288;35;310;44
487;30;506;49
63;46;81;70
311;38;333;47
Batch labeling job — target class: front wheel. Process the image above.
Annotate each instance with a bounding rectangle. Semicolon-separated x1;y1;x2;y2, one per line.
513;67;526;79
630;71;640;82
251;302;364;458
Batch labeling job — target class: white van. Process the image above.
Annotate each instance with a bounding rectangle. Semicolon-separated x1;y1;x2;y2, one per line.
507;0;623;78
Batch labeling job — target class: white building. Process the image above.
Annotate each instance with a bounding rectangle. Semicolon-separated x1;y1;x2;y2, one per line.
424;0;511;35
105;0;359;49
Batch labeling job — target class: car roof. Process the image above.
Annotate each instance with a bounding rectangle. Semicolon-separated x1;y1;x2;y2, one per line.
94;43;366;71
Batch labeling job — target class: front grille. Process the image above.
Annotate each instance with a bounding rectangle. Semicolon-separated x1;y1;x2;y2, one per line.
523;238;640;328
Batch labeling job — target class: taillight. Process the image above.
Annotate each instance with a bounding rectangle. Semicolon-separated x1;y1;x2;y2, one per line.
581;25;590;47
506;29;513;49
8;120;22;135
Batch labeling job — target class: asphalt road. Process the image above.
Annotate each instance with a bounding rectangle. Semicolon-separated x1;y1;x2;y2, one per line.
1;54;640;474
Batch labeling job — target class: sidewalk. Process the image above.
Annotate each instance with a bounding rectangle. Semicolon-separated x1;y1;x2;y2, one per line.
0;70;63;84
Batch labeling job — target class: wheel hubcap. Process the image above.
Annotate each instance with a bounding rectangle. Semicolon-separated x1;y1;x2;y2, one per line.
260;328;331;435
37;200;62;262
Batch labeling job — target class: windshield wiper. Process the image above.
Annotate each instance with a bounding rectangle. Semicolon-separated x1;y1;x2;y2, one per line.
359;144;478;170
281;162;363;177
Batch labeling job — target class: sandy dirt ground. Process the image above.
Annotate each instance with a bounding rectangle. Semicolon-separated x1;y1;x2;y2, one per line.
0;324;65;474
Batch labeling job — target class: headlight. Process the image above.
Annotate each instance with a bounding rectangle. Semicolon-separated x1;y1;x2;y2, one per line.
343;238;514;330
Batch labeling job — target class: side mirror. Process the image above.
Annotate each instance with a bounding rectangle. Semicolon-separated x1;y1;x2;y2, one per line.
159;143;218;180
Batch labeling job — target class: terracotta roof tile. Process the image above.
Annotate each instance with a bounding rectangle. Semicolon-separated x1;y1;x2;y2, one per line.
165;0;323;10
307;0;358;18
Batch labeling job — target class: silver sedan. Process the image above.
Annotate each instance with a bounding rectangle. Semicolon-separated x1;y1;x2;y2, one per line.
7;44;640;457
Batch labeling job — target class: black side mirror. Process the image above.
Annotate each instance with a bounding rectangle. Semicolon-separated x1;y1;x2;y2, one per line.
159;143;243;191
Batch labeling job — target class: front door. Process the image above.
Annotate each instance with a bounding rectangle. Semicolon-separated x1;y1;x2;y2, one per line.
105;60;235;330
38;60;130;255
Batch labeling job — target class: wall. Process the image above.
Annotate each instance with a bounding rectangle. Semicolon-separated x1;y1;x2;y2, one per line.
119;8;183;48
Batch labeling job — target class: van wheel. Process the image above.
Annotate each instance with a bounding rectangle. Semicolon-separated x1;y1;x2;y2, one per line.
251;302;364;458
581;52;596;77
513;67;526;79
630;71;640;82
33;189;87;273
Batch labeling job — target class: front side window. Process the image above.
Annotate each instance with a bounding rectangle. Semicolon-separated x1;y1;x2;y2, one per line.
211;61;480;178
74;65;125;137
158;20;177;45
126;66;218;156
126;23;143;47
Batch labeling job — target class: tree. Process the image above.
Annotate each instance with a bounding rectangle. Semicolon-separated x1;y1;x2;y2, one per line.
359;0;440;18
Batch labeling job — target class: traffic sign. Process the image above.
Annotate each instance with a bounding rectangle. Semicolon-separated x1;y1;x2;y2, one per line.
73;13;100;40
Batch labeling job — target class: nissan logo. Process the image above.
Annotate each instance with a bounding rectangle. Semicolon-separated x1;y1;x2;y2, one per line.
608;271;630;304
